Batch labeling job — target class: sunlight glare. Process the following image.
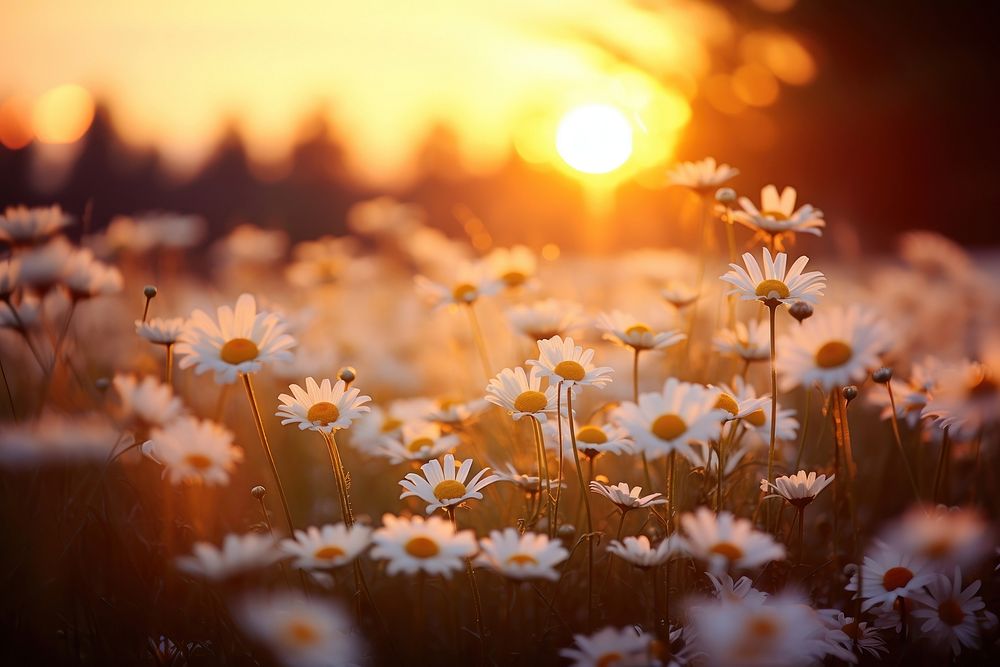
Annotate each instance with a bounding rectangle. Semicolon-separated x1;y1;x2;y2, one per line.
555;103;633;175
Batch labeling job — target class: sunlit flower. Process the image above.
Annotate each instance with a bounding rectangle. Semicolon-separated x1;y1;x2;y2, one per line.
733;185;825;248
910;567;995;655
62;248;123;300
560;625;659;667
759;470;834;508
414;263;501;308
350;398;435;452
135;317;186;346
666;157;739;192
877;505;993;569
777;305;891;391
375;420;458;464
0;413;120;467
660;279;700;309
680;507;786;575
846;541;935;612
280;523;372;570
475;528;568;581
485;245;537;289
527;335;614;388
145;416;243;486
613;378;725;462
176;532;280;581
923;359;999;440
607;535;678;569
285;236;357;288
485;366;559;422
596;310;686;352
370;513;476;577
491;462;564;493
706;573;768;607
720;248;825;306
571;421;633;457
425;396;488;426
589;481;666;511
713;320;770;363
175;293;296;384
112;374;185;428
711;377;770;422
276;377;371;434
0;205;72;247
506;298;583;340
399;453;500;514
233;591;364;667
817;609;888;660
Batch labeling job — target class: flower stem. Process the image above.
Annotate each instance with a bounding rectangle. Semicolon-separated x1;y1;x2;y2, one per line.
933;426;951;505
464;303;492;381
241;373;295;534
566;385;594;630
552;381;565;539
884;382;921;502
165;343;174;387
764;301;778;531
0;356;16;420
323;432;354;526
531;416;552;529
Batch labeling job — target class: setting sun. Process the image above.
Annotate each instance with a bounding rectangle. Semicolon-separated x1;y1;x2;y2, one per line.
555;103;633;175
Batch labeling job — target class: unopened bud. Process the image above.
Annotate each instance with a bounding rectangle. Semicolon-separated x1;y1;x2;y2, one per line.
842;385;859;402
94;377;110;391
338;366;357;384
557;523;576;538
789;301;813;323
873;367;893;384
715;187;737;204
143;285;158;299
251;485;267;500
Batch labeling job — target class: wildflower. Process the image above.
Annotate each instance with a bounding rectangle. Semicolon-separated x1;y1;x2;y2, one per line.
284;236;356;288
713;320;770;363
666;157;739;192
817;609;888;660
589;481;666;511
135;317;186;346
0;205;72;247
560;625;659;667
414;263;501;308
398;453;500;514
923;359;999;440
485;366;558;422
720;248;825;307
145;416;243;486
607;535;678;569
661;280;700;309
62;248;123;300
425;396;488;426
485;245;537;288
680;507;786;574
706;573;768;607
733;185;825;249
869;356;941;428
846;541;935;612
527;335;614;388
475;528;568;581
370;513;476;577
572;421;633;458
280;524;372;570
112;374;185;428
375;421;458;464
17;237;73;291
176;533;280;581
711;378;770;422
596;310;686;352
233;591;364;667
910;567;996;655
759;470;834;508
877;505;993;569
613;378;725;462
491;462;564;494
275;377;371;434
175;293;296;384
506;299;583;340
350;398;435;451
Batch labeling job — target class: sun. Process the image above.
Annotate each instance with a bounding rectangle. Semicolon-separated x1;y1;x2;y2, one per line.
555;103;634;175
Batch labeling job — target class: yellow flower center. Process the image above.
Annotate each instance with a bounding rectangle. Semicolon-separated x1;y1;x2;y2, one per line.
184;453;213;470
760;209;790;221
314;545;346;560
754;279;790;299
651;413;687;441
407;437;434;452
405;536;440;558
553;360;586;381
595;653;622;667
576;425;608;444
502;270;527;287
433;479;467;501
715;393;740;416
882;566;913;591
381;417;403;433
709;541;744;561
625;323;652;337
219;337;259;365
507;553;538;566
815;340;853;368
747;616;779;639
746;409;767;427
284;619;321;646
938;599;966;626
922;538;952;559
514;390;548;413
307;401;341;425
452;283;478;303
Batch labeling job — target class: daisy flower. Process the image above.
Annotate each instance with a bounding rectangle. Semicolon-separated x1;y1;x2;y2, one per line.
923;359;999;440
18;237;73;291
370;513;476;577
112;374;185;428
284;236;356;288
606;535;678;569
145;416;244;486
276;377;371;434
398;453;500;514
375;421;458;464
589;481;666;512
62;248;123;300
490;462;564;494
720;248;825;306
706;573;768;607
135;317;186;346
612;378;725;462
713;320;770;363
661;279;700;309
666;157;739;192
817;610;888;660
280;523;372;570
527;335;613;388
596;310;686;352
425;396;488;426
175;293;296;384
759;470;834;508
869;356;941;428
877;505;992;569
485;245;537;289
910;567;995;655
176;532;280;581
414;263;501;308
232;591;364;667
572;421;633;458
711;377;771;422
560;625;659;667
475;528;568;581
0;205;72;247
485;366;559;422
733;185;825;247
350;398;435;451
506;299;583;340
845;541;936;612
738;397;800;446
777;305;891;392
680;507;786;575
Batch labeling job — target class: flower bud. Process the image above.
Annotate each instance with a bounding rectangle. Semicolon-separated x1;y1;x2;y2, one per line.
143;285;158;299
250;485;267;500
338;366;357;384
715;187;737;204
842;385;859;402
873;367;893;384
789;301;813;323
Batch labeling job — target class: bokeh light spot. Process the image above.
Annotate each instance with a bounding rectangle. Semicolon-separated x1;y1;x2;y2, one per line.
32;84;94;144
556;104;633;175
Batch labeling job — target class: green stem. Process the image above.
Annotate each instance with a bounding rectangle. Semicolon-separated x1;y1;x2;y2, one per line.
566;385;593;630
241;373;295;534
